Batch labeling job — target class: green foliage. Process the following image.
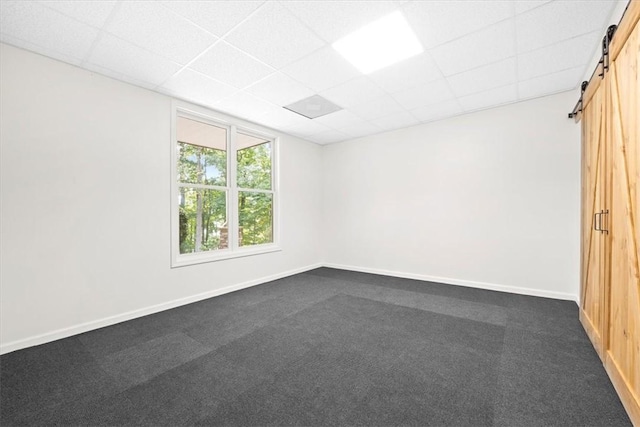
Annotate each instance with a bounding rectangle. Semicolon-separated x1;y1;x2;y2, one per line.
237;142;273;246
178;142;226;186
179;188;226;253
237;143;271;190
179;209;188;248
239;192;273;246
178;141;273;253
178;142;227;254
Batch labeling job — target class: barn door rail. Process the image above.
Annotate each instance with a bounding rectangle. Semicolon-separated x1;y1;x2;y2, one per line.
568;3;626;121
569;24;618;119
568;81;589;119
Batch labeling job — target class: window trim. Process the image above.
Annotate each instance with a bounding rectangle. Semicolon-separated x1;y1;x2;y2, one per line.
170;101;280;268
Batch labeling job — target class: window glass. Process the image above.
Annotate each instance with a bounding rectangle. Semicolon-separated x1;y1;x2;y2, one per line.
237;133;271;190
179;188;228;254
238;191;273;247
177;117;227;186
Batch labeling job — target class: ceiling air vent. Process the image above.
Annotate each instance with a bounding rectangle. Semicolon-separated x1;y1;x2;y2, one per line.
283;95;342;119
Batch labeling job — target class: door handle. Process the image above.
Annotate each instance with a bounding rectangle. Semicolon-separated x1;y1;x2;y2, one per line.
601;209;609;234
594;212;601;231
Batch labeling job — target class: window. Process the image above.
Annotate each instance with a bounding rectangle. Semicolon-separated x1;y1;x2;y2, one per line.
171;103;279;267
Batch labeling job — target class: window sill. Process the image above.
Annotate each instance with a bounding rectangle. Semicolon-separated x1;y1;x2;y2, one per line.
171;244;281;268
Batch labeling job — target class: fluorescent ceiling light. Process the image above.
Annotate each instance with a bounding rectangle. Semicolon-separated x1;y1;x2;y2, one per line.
332;11;424;74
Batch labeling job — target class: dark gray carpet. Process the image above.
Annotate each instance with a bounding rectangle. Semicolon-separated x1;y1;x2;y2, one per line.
0;267;631;426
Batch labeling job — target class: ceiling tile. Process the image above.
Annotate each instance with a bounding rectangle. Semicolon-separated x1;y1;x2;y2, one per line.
313;109;366;130
369;53;443;93
82;62;127;82
0;32;83;67
308;129;349;145
189;41;274;89
516;0;613;53
403;0;513;49
514;0;552;15
372;111;420;132
281;0;398;43
0;1;99;62
159;1;264;37
281;46;360;92
253;106;312;129
160;69;237;107
224;1;325;68
213;92;276;121
0;0;615;140
282;121;332;138
411;99;462;122
518;66;583;100
244;72;315;107
447;57;517;97
337;120;381;139
38;0;117;28
320;77;386;109
429;20;516;76
105;1;216;65
391;79;455;110
83;62;158;90
517;31;599;81
348;95;405;121
87;34;183;87
458;84;518;111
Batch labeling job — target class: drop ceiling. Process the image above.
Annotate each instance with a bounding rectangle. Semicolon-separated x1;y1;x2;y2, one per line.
0;0;621;144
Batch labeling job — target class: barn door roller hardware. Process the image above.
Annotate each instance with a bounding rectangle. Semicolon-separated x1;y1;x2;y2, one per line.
568;22;619;119
568;81;589;119
598;25;618;78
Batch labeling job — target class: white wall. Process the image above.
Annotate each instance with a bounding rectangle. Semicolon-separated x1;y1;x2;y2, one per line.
322;91;581;300
0;43;583;353
0;44;323;353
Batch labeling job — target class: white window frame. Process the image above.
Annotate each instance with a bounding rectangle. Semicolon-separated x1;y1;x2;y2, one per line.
171;101;280;268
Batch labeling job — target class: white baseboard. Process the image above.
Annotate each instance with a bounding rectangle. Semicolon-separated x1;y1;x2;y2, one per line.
323;262;579;302
0;263;323;355
1;262;579;354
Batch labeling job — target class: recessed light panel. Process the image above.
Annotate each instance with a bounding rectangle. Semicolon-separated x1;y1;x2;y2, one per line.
284;95;343;119
332;11;424;74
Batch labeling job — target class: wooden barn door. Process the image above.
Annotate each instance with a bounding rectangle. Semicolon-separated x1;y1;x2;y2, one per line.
580;84;608;358
605;21;640;423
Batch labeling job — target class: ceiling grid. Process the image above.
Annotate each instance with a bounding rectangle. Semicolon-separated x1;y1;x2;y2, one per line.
0;0;622;144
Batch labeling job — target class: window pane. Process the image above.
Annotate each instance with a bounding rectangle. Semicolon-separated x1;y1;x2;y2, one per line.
237;133;271;190
179;188;228;254
238;191;273;247
177;117;227;186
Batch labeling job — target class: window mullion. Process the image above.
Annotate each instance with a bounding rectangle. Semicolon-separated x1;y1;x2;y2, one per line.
171;106;180;266
177;183;228;191
236;187;274;194
229;125;238;251
272;135;279;248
